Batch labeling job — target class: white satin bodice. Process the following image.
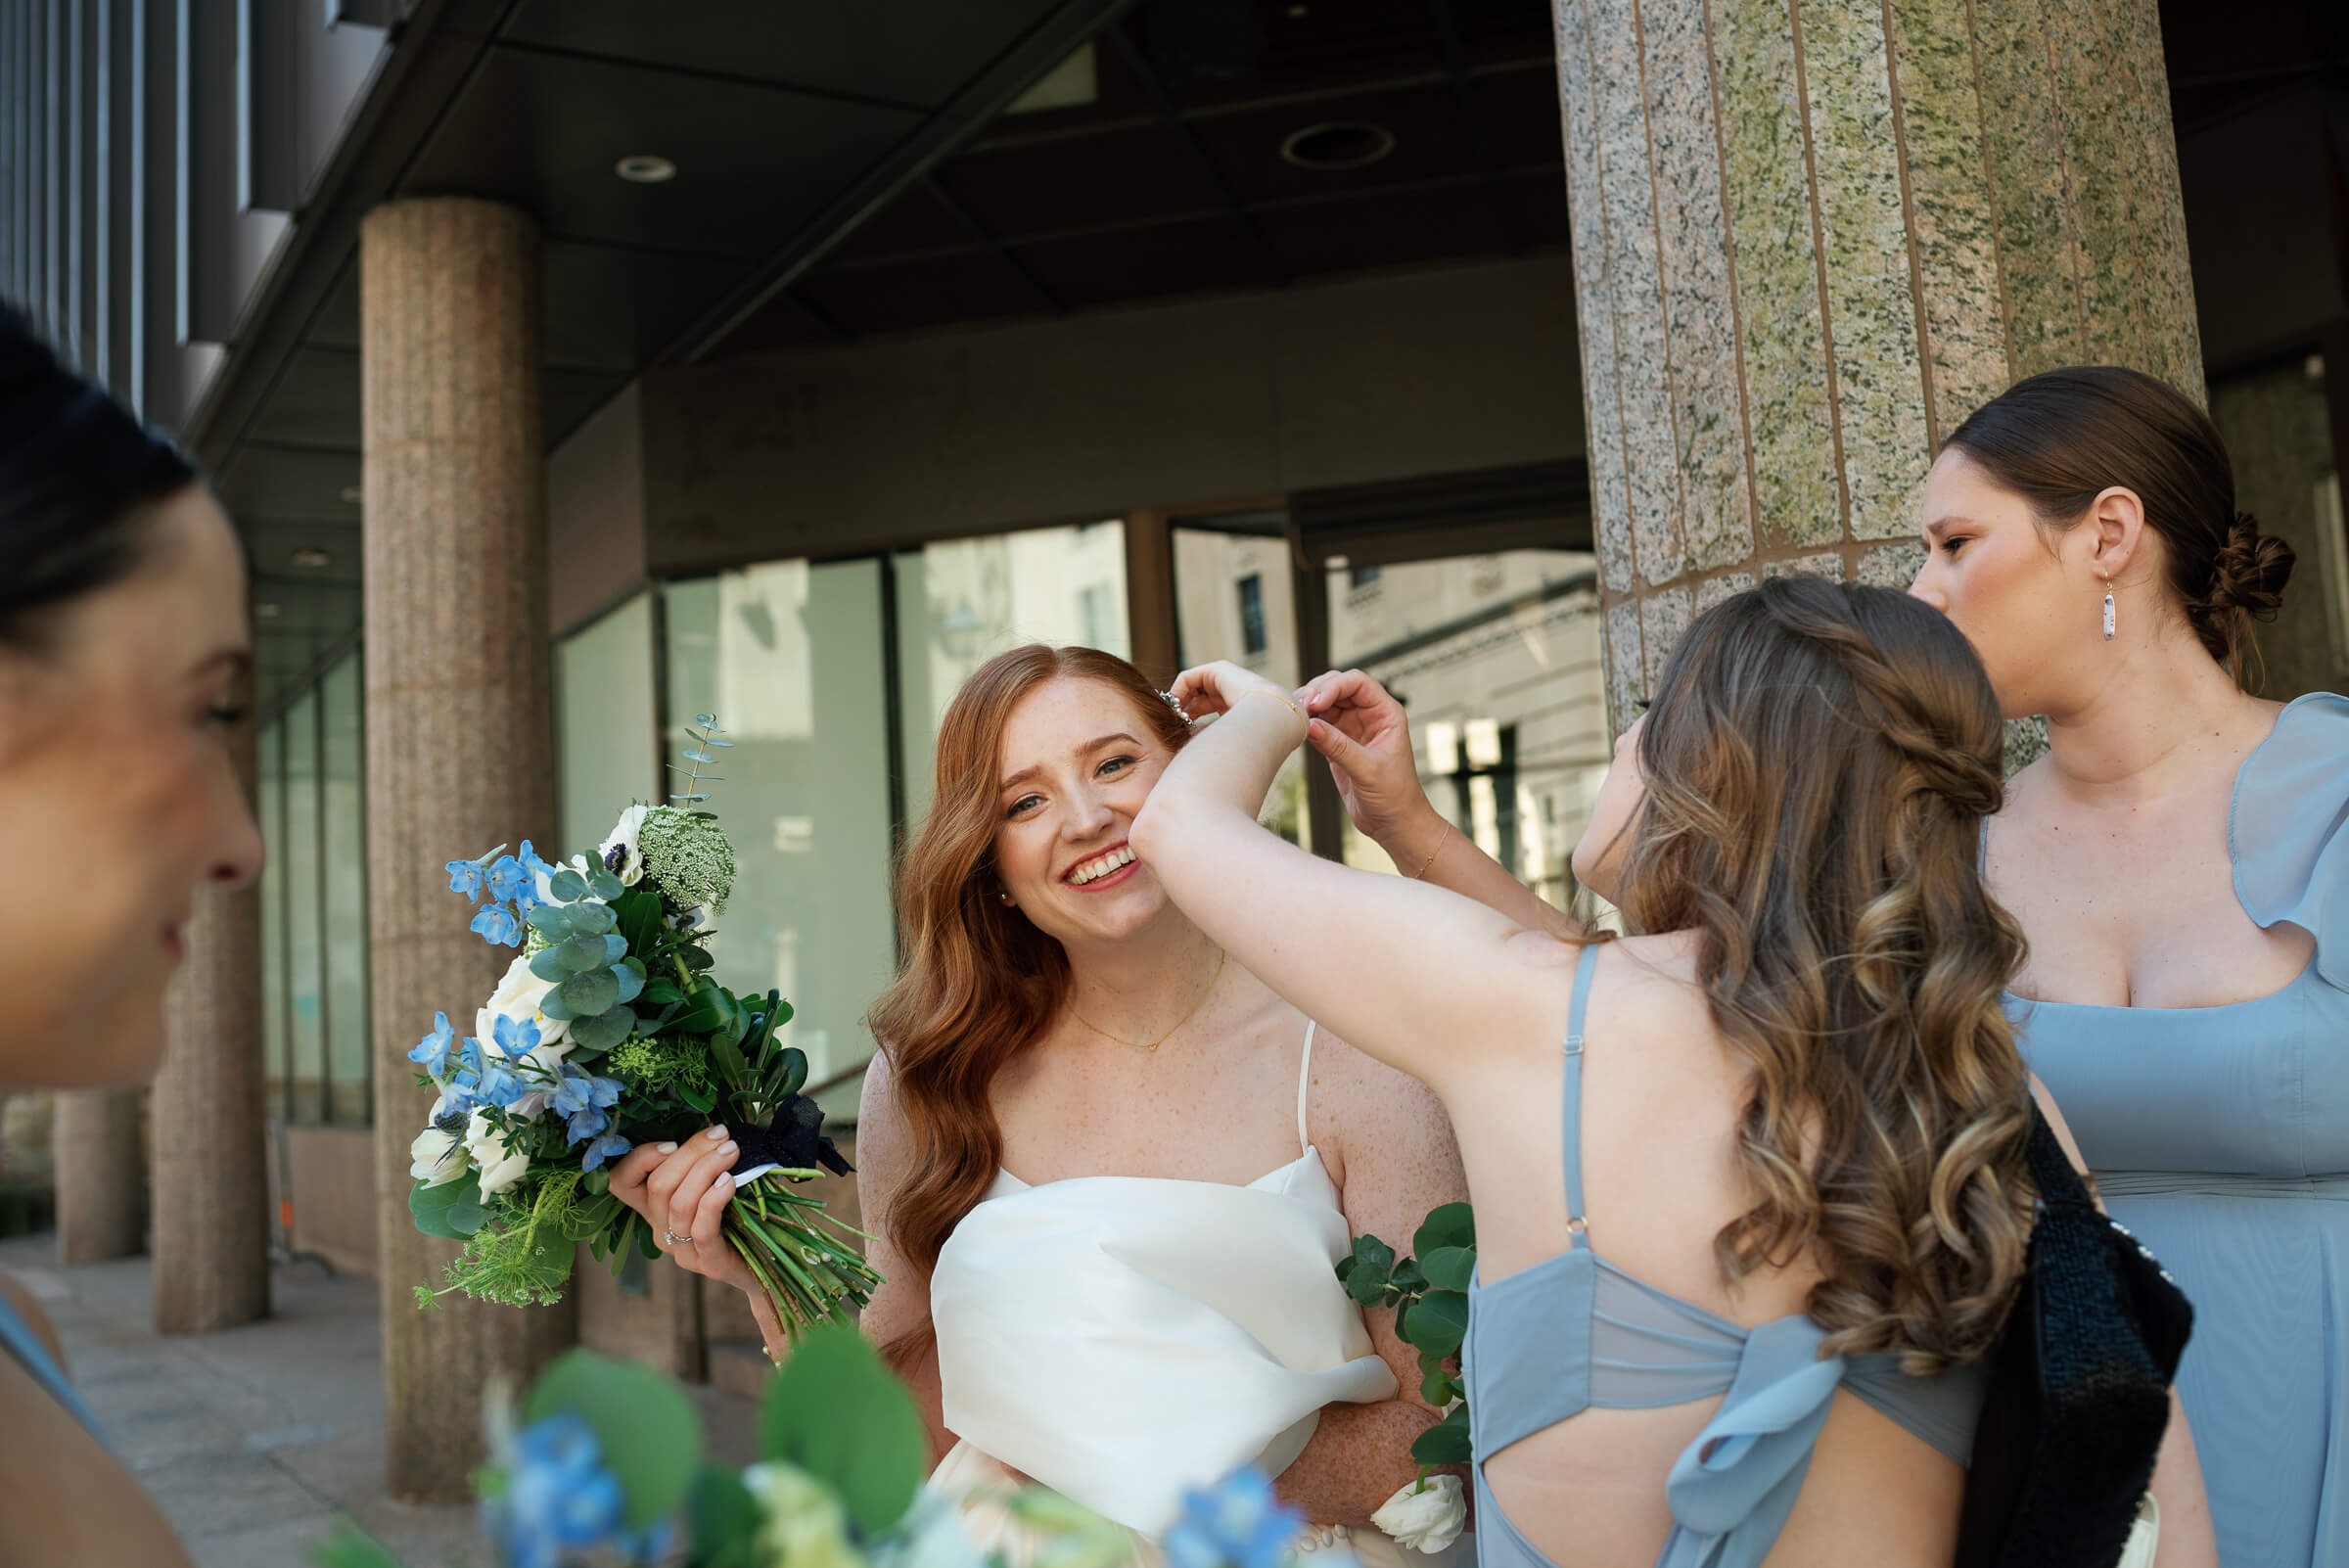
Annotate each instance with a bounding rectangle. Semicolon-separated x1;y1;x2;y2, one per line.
929;1024;1399;1540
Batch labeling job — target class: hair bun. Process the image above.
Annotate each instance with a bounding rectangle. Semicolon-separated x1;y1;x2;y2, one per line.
2201;513;2294;618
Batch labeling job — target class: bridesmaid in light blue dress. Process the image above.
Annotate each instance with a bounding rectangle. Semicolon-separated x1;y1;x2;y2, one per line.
1912;365;2336;1567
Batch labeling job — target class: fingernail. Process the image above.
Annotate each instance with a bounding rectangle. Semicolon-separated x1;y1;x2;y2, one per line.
707;1125;728;1141
656;1141;678;1154
720;1141;738;1158
714;1173;733;1192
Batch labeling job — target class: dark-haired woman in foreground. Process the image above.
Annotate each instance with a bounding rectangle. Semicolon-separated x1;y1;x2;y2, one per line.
0;304;264;1561
1910;366;2345;1567
1134;578;2213;1566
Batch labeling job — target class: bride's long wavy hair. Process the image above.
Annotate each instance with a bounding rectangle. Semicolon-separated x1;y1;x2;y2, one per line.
1616;577;2036;1370
866;644;1191;1369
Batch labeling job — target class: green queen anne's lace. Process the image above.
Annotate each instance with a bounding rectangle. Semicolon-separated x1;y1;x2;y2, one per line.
637;805;737;915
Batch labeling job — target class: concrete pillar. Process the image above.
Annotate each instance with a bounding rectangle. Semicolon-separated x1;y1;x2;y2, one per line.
360;197;574;1502
152;719;270;1334
1550;0;2205;732
53;1089;143;1264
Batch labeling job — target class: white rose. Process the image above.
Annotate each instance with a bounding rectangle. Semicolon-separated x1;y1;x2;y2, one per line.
1371;1475;1466;1555
598;804;651;886
480;952;571;1052
408;1124;468;1186
465;1110;531;1197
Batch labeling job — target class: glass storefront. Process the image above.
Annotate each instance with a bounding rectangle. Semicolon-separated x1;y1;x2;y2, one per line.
556;592;662;857
1174;516;1312;846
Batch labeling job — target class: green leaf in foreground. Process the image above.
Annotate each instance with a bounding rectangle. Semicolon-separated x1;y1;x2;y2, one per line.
1420;1245;1476;1292
760;1326;927;1540
307;1519;405;1568
687;1463;763;1568
1410;1403;1472;1466
1345;1234;1397;1308
1406;1287;1470;1358
1414;1201;1475;1257
408;1174;485;1240
525;1349;704;1532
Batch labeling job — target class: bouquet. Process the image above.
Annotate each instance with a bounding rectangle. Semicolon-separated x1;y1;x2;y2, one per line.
314;1324;1311;1568
403;715;880;1339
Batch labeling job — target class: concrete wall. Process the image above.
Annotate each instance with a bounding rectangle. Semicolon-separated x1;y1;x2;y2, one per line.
638;254;1584;574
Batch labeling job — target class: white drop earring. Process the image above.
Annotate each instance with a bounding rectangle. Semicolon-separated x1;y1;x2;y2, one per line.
2101;578;2116;641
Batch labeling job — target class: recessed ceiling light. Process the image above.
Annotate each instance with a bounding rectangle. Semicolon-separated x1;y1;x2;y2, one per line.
1279;121;1396;171
291;547;332;569
1287;3;1310;15
615;154;677;184
255;603;281;619
339;484;363;503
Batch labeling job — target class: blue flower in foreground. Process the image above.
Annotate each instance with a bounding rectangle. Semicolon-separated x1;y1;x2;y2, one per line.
484;1412;626;1568
485;853;532;908
491;1013;541;1062
1163;1467;1304;1568
472;904;523;947
446;857;488;902
407;1012;457;1075
580;1130;632;1173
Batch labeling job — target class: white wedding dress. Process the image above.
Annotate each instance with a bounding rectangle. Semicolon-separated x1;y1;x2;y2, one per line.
930;1022;1468;1568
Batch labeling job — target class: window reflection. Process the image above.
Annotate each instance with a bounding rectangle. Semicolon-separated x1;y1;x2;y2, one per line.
557;594;660;859
321;653;369;1127
282;689;325;1124
1174;521;1310;847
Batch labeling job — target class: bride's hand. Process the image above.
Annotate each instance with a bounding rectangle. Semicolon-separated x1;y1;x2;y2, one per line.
607;1128;760;1299
1169;660;1305;725
1297;668;1438;854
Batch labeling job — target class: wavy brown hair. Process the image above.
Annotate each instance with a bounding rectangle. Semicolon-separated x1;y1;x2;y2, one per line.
866;645;1191;1367
1617;577;2035;1371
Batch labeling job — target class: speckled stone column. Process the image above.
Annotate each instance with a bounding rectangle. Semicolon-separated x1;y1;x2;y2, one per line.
53;1089;144;1264
360;197;574;1501
152;719;270;1334
1551;0;2205;733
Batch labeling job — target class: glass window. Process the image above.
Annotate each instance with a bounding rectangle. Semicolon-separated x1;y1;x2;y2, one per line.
893;522;1129;827
282;689;326;1124
1174;520;1310;847
258;717;289;1120
320;653;370;1126
557;593;661;859
665;562;898;1102
1324;550;1604;907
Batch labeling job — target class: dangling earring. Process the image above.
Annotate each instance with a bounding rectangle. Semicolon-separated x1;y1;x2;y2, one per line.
2101;578;2116;641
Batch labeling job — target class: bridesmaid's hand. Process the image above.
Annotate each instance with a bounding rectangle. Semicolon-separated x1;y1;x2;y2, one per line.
608;1127;760;1299
1297;668;1439;855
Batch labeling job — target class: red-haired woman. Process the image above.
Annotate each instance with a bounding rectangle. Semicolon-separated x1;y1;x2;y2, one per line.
614;644;1467;1565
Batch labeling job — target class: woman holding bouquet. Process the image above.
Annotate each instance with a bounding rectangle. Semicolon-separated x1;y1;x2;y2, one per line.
0;305;265;1562
1130;577;2215;1568
615;644;1470;1565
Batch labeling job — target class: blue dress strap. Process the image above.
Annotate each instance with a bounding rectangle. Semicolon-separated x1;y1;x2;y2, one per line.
1562;944;1599;1241
0;1281;105;1442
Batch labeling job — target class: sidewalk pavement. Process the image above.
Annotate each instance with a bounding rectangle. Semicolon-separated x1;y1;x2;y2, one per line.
0;1233;760;1567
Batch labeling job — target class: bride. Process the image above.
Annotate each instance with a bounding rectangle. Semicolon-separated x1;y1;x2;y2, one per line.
614;644;1468;1564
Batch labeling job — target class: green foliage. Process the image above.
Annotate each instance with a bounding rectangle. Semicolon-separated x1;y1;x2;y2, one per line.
1343;1201;1477;1469
306;1520;405;1568
431;1172;590;1309
526;1349;705;1532
408;1173;485;1240
688;1464;765;1568
639;805;738;915
760;1326;928;1540
607;1034;713;1099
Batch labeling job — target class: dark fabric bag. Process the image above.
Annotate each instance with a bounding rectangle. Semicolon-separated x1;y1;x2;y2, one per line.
1955;1107;2195;1568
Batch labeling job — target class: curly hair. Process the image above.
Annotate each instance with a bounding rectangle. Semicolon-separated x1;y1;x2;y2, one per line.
1615;577;2036;1371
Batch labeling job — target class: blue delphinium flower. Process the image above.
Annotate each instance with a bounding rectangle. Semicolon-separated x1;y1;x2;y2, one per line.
446;857;488;902
491;1014;541;1062
484;1412;626;1568
580;1130;632;1173
407;1011;457;1075
1163;1467;1304;1568
552;1068;625;1145
472;904;523;947
485;853;531;908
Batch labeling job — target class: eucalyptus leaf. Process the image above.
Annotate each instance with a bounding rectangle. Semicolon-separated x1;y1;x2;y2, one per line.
760;1327;926;1539
1345;1234;1396;1308
568;901;617;937
560;968;621;1018
1406;1288;1470;1358
552;935;609;975
525;1350;704;1532
1420;1246;1476;1292
569;1006;635;1054
525;904;576;939
601;933;628;967
587;866;626;901
408;1175;485;1240
613;959;646;1006
538;988;576;1023
1414;1202;1476;1257
1420;1365;1457;1407
1410;1413;1472;1466
549;868;587;902
529;946;574;985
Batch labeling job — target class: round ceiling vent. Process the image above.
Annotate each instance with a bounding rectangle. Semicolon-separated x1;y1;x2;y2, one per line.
615;154;678;184
1279;121;1395;171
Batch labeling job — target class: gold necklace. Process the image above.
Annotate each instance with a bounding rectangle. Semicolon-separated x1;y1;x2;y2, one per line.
1068;951;1227;1051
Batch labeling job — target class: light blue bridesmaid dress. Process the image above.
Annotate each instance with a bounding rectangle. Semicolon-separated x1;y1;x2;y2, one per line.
2013;691;2349;1568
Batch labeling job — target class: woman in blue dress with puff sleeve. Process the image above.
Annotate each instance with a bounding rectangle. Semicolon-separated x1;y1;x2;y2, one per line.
1911;366;2344;1566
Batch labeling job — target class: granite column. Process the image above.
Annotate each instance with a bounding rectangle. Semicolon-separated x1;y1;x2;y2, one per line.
52;1089;143;1264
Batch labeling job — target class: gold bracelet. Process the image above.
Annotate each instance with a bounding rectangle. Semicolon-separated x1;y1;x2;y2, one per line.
1408;822;1454;880
1239;687;1306;724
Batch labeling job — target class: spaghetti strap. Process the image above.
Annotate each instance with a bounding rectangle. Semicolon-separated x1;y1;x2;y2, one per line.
1296;1019;1316;1154
1561;944;1598;1245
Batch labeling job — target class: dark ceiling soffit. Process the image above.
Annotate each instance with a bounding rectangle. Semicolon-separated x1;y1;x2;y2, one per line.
1287;458;1594;568
178;0;511;470
664;0;1144;366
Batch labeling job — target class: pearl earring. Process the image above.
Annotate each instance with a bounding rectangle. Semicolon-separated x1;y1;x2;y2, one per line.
2102;578;2116;641
999;892;1015;906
